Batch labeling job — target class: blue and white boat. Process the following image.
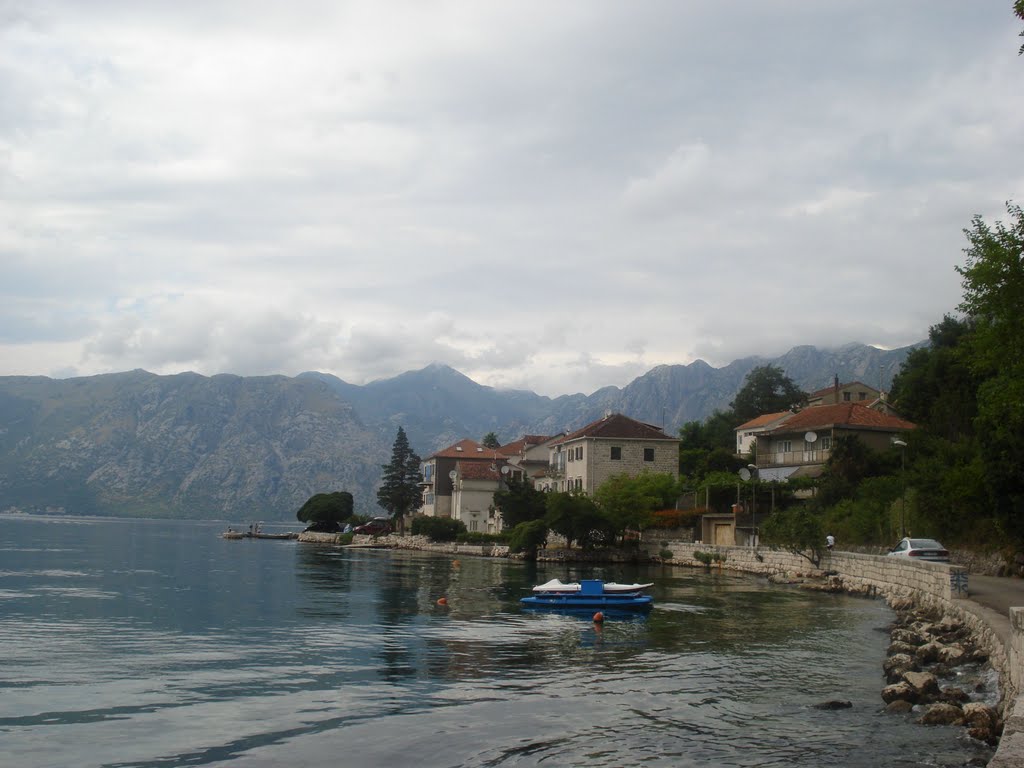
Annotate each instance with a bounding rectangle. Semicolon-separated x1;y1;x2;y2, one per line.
520;579;654;610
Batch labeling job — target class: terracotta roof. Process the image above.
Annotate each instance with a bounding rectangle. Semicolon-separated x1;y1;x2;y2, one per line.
555;413;677;445
496;434;558;457
735;411;793;430
457;461;503;481
764;403;915;434
426;438;500;460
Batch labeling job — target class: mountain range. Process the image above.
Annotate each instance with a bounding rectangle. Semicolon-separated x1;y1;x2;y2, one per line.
0;341;919;520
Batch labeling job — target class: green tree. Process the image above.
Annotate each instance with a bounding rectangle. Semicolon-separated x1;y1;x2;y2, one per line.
377;427;422;535
593;472;678;541
890;316;979;441
729;365;806;422
493;476;547;529
508;519;548;558
957;203;1024;371
762;505;824;567
678;410;744;479
1016;0;1024;55
482;432;501;449
956;203;1024;544
295;491;354;527
545;491;612;549
410;516;466;542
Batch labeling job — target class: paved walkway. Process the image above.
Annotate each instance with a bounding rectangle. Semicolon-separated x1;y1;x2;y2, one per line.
969;575;1024;615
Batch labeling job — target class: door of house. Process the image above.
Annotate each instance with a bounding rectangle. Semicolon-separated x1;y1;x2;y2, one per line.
714;523;735;546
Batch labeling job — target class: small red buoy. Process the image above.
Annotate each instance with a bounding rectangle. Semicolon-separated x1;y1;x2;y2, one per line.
592;611;604;623
437;597;448;606
452;559;460;568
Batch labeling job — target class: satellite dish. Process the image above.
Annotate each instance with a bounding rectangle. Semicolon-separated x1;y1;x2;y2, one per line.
500;465;511;475
448;470;457;481
739;467;751;481
805;431;818;443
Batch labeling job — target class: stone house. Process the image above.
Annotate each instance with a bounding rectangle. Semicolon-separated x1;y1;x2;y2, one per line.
807;378;882;407
538;412;680;494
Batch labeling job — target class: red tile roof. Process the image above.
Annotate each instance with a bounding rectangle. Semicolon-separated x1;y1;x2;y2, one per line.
457;461;503;480
426;438;501;460
735;411;793;430
764;403;914;434
555;413;677;445
496;434;558;457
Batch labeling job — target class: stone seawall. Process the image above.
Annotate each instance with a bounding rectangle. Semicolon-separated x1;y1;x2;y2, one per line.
661;540;1023;767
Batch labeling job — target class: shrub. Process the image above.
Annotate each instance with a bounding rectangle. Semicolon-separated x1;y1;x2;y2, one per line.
410;516;467;542
508;519;548;557
659;548;674;560
693;550;726;566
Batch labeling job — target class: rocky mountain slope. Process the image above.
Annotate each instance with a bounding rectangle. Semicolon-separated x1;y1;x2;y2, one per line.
0;342;919;520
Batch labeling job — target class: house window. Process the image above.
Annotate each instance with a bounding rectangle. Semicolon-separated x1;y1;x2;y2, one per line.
470;519;479;532
568;450;574;463
781;440;792;452
643;448;655;462
423;464;433;481
425;493;435;505
859;392;867;401
610;446;622;460
843;392;851;402
575;446;583;460
822;436;832;450
576;477;583;491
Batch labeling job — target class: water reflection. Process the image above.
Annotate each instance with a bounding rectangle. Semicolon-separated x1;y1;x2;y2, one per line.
0;518;994;768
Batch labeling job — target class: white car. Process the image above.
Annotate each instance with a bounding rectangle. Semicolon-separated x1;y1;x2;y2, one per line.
887;537;949;562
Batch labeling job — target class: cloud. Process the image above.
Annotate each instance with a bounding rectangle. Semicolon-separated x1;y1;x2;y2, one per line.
1;1;1021;397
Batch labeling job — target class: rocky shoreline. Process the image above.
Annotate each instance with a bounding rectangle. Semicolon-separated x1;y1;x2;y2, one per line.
880;597;1002;748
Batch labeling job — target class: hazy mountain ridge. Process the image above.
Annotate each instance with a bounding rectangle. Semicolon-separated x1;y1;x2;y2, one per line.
0;342;920;520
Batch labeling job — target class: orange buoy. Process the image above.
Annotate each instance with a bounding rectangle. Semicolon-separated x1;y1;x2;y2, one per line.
592;611;604;623
437;597;448;606
452;560;460;568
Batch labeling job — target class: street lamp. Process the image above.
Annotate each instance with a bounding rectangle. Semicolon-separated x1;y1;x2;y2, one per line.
892;440;907;538
745;463;759;546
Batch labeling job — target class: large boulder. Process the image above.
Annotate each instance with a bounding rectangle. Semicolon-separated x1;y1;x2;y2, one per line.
915;641;945;664
885;700;914;714
888;640;919;656
937;644;967;666
891;628;926;646
902;671;940;702
918;702;965;726
883;653;917;683
940;686;970;704
882;681;917;704
962;702;1001;744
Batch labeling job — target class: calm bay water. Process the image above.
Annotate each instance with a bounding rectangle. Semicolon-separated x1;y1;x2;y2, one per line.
0;516;992;768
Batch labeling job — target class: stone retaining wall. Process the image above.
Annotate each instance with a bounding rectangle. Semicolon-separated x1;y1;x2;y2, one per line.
662;540;1023;766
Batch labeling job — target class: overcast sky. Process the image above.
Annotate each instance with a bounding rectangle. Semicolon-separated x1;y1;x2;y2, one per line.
2;2;1022;397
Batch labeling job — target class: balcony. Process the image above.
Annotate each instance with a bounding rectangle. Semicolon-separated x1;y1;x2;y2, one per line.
755;448;831;468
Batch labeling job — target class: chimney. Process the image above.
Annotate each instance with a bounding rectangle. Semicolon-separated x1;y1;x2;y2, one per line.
834;374;840;402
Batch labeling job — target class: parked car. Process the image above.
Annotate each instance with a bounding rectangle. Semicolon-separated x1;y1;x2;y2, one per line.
352;518;393;536
887;537;949;562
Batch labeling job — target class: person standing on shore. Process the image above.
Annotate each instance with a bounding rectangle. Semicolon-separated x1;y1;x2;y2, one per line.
826;533;835;552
